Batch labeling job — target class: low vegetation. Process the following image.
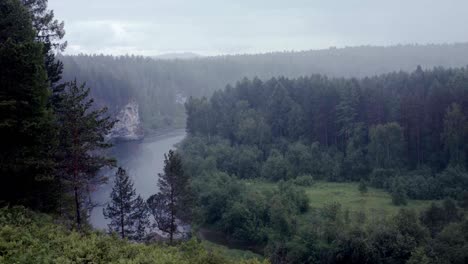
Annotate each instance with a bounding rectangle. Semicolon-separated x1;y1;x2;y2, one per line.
247;180;435;215
0;207;266;264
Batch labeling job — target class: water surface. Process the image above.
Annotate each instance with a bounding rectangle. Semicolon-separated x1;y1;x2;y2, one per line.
90;129;186;229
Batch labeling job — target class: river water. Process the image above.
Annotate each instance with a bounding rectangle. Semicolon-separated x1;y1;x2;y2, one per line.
89;129;186;229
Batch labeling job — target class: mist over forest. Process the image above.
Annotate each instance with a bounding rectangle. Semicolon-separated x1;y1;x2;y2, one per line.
1;0;468;263
61;43;468;130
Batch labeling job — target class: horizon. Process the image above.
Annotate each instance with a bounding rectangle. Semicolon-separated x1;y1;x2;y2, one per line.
59;42;468;58
48;0;468;56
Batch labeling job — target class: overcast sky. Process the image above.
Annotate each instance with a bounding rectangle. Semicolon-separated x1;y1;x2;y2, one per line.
48;0;468;56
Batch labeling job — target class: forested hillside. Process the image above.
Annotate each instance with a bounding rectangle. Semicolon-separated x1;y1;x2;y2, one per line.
185;67;467;175
180;66;468;263
60;43;468;130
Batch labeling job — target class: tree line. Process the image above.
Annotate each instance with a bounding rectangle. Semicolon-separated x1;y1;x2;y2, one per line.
59;44;468;131
180;66;468;263
184;67;468;200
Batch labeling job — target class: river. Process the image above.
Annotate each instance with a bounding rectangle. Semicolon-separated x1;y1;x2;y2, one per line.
89;129;186;229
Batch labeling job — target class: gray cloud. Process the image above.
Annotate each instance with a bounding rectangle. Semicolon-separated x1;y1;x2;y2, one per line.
49;0;468;56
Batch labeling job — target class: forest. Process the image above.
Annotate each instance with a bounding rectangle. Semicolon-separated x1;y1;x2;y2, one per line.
180;67;468;263
59;43;468;130
1;0;468;263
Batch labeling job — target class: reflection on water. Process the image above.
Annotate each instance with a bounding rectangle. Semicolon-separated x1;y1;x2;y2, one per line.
90;129;186;229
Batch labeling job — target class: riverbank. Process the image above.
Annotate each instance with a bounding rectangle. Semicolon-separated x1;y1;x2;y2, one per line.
90;129;186;229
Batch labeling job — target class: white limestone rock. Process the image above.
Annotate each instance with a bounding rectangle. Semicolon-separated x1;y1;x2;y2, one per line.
108;100;144;141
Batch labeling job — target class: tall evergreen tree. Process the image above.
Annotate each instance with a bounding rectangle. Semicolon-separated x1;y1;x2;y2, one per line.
368;122;405;169
441;103;467;167
147;150;192;243
132;195;151;241
103;167;149;240
0;0;55;209
336;83;360;151
55;80;115;228
21;0;67;92
343;123;369;180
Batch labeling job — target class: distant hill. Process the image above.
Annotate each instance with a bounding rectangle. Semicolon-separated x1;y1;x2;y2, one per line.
60;43;468;130
153;52;202;60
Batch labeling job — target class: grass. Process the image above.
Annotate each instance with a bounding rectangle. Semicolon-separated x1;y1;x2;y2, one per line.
201;240;264;261
244;180;436;216
0;207;266;264
199;179;437;259
304;181;435;214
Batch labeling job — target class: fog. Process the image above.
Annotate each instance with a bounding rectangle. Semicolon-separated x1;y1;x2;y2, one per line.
48;0;468;56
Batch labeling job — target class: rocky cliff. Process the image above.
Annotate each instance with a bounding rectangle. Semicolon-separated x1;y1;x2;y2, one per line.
108;100;144;141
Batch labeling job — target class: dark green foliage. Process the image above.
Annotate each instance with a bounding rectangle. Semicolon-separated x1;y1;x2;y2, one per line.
21;0;67;93
261;150;292;181
180;62;468;263
431;220;468;264
179;65;468;261
290;175;314;187
461;191;468;209
369;168;397;189
55;80;115;228
0;207;263;264
343;123;370;181
185;68;468;188
132;195;151;241
406;247;430;264
0;0;56;210
420;200;462;237
60;44;468;131
103;167;149;240
358;180;368;195
368;122;405;170
436;166;468;199
391;179;408;206
147;150;192;243
441;103;467;167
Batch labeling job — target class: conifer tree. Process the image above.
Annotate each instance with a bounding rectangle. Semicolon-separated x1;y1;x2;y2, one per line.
147;150;192;243
132;195;150;241
55;80;115;228
441;103;467;167
103;167;149;240
0;0;56;209
21;0;67;92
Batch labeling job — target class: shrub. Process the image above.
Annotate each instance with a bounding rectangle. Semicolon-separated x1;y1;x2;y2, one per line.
291;175;314;187
358;180;368;195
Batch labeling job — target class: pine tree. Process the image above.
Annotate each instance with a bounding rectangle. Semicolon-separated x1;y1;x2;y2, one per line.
55;80;115;228
336;84;360;151
21;0;67;92
441;103;467;167
0;0;56;210
103;167;149;240
132;195;150;241
147;150;192;243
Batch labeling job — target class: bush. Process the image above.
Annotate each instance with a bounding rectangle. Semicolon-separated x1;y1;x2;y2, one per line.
261;150;292;181
0;206;266;264
391;188;408;206
369;168;398;189
291;175;314;187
